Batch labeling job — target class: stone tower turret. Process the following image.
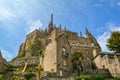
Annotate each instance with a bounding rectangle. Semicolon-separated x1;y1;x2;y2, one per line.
86;28;89;38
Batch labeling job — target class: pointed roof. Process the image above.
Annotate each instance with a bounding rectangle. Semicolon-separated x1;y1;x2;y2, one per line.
86;27;89;34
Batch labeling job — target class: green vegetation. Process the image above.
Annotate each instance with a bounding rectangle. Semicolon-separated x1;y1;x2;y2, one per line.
8;67;19;71
114;76;120;80
27;68;33;72
71;52;83;62
38;49;44;57
31;39;43;56
92;75;104;80
10;75;24;80
24;73;35;80
106;31;120;53
0;74;3;80
28;41;32;49
71;51;83;75
17;52;25;58
76;75;92;80
76;75;104;80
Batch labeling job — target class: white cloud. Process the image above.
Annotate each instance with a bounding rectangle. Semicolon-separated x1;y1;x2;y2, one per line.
0;7;16;20
97;32;110;51
108;23;120;31
97;23;120;52
0;47;15;61
26;20;42;34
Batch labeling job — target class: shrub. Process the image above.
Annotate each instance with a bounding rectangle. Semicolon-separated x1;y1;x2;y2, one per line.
0;74;3;80
27;68;33;72
76;75;92;80
18;52;25;58
8;67;18;71
93;75;104;80
24;73;35;80
10;75;24;80
114;76;120;80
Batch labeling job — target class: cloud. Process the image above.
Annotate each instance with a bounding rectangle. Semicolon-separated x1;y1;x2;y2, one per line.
97;23;120;52
26;20;43;34
108;23;120;31
0;47;15;61
97;32;110;51
0;7;16;20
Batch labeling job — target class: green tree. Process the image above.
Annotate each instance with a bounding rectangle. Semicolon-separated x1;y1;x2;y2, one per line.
71;51;83;75
31;39;43;56
106;31;120;53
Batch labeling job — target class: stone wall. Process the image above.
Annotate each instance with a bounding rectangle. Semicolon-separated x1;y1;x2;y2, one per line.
9;57;39;67
93;50;120;77
43;29;57;72
56;33;73;75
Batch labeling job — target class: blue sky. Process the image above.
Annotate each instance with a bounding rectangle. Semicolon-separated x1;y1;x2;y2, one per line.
0;0;120;61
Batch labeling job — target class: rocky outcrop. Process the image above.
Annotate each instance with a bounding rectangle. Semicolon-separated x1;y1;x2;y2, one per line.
0;50;10;73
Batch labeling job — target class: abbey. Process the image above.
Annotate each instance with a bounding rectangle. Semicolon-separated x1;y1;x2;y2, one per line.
9;14;120;77
14;14;100;74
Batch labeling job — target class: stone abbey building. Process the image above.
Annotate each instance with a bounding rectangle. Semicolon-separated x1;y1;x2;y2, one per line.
9;14;120;77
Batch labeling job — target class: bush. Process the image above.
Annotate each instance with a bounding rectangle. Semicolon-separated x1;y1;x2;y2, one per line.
114;76;120;80
27;68;33;72
93;75;104;80
0;74;3;80
10;76;24;80
18;52;25;58
8;67;18;71
24;73;35;80
76;75;92;80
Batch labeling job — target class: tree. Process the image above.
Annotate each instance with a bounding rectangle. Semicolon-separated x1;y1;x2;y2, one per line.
71;51;83;75
31;39;43;56
106;31;120;53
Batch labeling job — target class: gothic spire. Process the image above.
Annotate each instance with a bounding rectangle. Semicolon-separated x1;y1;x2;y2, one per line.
86;27;89;34
80;31;82;37
86;27;89;38
48;14;54;33
50;13;53;26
